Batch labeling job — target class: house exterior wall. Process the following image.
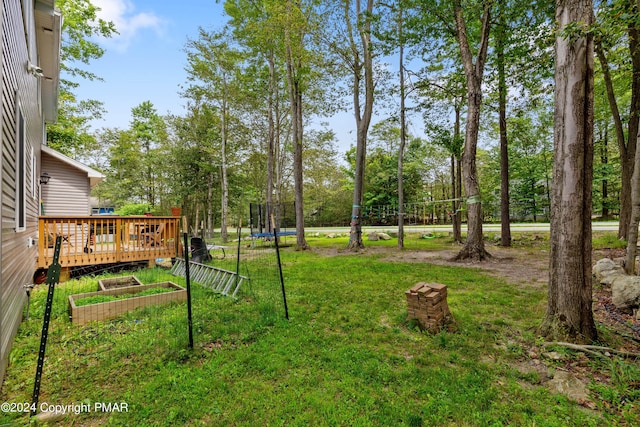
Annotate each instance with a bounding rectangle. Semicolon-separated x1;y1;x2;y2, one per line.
41;153;92;215
1;0;46;385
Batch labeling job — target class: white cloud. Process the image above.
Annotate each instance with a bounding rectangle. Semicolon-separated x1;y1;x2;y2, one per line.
92;0;165;52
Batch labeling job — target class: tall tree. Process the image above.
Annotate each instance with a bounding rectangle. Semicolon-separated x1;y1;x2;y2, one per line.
397;3;408;249
495;0;511;246
225;0;287;233
452;0;493;260
593;0;640;240
130;101;167;208
184;30;246;242
541;0;597;343
343;0;375;250
283;0;311;250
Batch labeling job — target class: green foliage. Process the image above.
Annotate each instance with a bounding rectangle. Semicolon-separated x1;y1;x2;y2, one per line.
48;0;117;156
115;204;152;216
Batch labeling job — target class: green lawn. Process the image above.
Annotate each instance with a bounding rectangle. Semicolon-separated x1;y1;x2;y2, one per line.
0;234;637;426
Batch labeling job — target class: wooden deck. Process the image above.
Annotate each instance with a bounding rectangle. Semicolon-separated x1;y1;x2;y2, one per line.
37;216;180;269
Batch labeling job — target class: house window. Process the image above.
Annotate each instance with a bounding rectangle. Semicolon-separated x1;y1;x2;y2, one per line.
16;103;27;232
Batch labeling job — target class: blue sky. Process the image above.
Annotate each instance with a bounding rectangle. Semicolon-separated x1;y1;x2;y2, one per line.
72;0;360;154
74;0;229;132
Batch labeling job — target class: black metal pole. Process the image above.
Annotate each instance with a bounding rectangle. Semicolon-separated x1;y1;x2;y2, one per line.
271;224;289;320
31;237;62;416
183;233;194;349
235;222;242;280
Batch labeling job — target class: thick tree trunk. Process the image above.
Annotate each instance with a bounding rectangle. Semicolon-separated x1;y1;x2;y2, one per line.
541;0;597;343
454;89;490;260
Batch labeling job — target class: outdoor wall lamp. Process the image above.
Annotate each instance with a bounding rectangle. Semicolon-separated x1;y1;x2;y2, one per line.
39;173;51;185
27;62;44;78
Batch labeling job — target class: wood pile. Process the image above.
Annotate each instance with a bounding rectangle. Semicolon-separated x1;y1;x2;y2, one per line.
406;282;452;333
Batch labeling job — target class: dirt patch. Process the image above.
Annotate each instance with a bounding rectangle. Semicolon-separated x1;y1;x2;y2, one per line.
379;243;550;289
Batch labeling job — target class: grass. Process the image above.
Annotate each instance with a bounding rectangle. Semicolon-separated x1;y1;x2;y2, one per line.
0;232;637;426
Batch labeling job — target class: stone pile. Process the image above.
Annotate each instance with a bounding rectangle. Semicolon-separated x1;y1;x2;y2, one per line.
405;282;452;333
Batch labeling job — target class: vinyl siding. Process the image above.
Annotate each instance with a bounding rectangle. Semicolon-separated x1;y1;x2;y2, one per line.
41;154;91;216
1;0;44;385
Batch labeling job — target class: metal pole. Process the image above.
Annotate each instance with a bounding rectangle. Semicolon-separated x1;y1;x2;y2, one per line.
183;233;194;349
235;220;242;279
31;237;62;416
271;215;289;320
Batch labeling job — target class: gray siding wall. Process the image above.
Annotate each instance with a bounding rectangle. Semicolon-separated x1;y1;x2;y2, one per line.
41;154;91;215
1;0;44;385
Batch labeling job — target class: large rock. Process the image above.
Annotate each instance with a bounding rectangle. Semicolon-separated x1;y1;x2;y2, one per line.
378;232;392;240
593;258;625;286
611;275;640;314
546;370;591;404
367;232;379;241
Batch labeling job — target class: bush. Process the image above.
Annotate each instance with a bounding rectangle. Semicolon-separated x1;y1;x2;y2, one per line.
116;204;153;216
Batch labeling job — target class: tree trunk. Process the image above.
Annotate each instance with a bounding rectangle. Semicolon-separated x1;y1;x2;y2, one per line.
601;126;609;218
207;171;213;238
293;87;308;250
284;7;309;250
625;152;640;273
347;0;375;251
398;6;406;249
496;6;511;247
266;51;276;235
452;0;491;261
453;104;462;243
220;75;229;243
541;0;597;343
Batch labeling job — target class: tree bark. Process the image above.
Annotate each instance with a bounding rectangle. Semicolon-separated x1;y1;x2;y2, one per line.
541;0;597;343
452;0;492;261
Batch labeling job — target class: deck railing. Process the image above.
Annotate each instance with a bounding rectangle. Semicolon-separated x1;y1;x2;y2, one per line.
37;216;180;269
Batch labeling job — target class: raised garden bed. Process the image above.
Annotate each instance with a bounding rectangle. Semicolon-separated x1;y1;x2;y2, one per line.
69;282;186;325
98;275;143;291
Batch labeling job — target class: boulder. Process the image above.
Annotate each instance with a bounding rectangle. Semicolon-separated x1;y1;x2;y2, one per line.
326;233;336;239
611;275;640;314
546;370;591;404
367;232;379;241
593;258;625;286
378;232;392;240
